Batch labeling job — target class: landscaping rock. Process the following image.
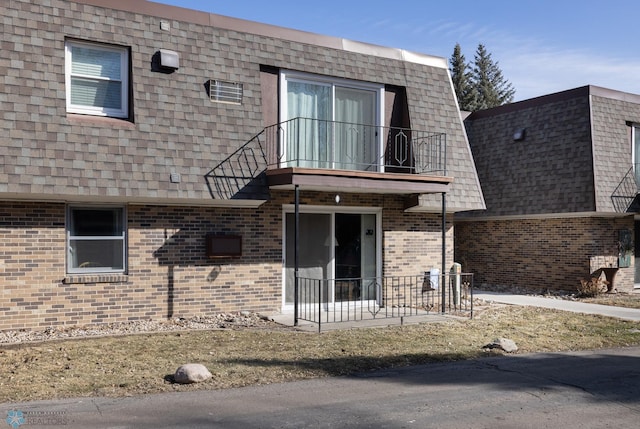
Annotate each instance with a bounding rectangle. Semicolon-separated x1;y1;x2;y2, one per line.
173;363;212;384
483;337;518;353
0;312;288;345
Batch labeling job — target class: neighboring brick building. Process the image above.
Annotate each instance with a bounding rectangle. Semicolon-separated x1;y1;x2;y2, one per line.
1;0;484;330
457;86;640;294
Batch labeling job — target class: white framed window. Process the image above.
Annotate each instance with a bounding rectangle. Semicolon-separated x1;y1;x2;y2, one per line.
633;125;640;184
65;40;129;118
67;206;126;274
279;70;384;171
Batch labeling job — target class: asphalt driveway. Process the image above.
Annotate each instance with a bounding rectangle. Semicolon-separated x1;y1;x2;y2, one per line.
2;345;640;428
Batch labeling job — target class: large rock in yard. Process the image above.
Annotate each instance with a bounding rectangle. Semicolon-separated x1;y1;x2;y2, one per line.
483;338;518;353
173;363;212;384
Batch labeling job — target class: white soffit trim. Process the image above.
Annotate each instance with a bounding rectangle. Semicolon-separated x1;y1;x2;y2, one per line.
401;49;448;69
79;1;449;70
341;39;448;69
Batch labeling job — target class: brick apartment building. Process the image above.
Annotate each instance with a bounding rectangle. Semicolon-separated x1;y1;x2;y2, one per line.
0;0;484;330
457;86;640;294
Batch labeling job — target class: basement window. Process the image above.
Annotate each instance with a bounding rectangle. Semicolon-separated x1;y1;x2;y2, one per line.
67;206;126;274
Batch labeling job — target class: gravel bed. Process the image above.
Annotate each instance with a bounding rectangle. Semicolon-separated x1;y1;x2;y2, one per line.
0;312;287;345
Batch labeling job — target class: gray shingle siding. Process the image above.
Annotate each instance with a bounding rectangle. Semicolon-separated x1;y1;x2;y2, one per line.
401;63;485;212
461;86;640;218
590;93;640;212
2;0;483;211
462;89;595;217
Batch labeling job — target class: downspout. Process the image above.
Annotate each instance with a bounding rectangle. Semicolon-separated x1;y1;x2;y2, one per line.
294;185;300;326
441;134;448;314
441;192;446;314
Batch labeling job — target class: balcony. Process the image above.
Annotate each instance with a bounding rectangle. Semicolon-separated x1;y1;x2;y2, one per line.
612;165;640;212
206;117;452;201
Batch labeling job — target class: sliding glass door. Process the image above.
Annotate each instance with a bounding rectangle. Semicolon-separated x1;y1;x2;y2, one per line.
334;213;377;302
284;213;332;305
286;81;331;168
284;210;379;308
281;71;382;171
334;87;377;170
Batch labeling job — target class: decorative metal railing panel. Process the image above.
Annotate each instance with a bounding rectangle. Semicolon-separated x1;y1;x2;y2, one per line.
264;118;447;175
296;273;474;332
205;131;269;200
206;118;447;199
611;165;640;213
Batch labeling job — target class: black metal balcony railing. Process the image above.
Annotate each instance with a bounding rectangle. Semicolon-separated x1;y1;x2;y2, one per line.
264;118;447;174
611;165;640;212
296;273;474;332
205;118;447;199
205;131;270;200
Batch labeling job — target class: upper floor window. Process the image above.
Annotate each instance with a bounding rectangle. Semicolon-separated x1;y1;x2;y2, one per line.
67;206;126;274
65;40;129;118
279;71;384;171
633;125;640;184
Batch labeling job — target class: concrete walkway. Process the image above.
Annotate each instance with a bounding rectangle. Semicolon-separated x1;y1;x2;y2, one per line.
474;291;640;321
270;311;453;332
271;292;640;331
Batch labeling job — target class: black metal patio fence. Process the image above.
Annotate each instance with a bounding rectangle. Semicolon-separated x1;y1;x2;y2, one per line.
295;273;474;332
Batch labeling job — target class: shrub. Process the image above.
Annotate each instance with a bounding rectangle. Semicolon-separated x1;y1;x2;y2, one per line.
577;277;609;298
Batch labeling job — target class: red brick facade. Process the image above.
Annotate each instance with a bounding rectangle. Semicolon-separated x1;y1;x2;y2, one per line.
455;216;635;293
0;194;451;331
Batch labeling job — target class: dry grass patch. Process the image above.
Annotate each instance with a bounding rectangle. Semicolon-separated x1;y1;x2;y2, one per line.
2;305;640;402
579;293;640;309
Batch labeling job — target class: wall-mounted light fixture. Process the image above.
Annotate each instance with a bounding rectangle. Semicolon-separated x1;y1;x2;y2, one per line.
158;49;179;71
513;128;526;141
152;49;179;74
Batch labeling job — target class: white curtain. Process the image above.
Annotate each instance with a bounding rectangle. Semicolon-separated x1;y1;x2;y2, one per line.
335;87;376;171
287;81;330;168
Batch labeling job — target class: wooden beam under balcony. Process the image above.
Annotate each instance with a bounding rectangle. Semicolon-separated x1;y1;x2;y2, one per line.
266;167;452;195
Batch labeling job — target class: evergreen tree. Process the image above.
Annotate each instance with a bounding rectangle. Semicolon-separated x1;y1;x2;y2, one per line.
449;43;515;111
471;44;515;110
449;43;477;111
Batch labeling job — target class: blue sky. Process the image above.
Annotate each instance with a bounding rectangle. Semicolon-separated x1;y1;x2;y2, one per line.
155;0;639;101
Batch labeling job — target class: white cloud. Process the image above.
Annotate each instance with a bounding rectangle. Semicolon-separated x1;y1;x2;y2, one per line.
499;47;640;101
430;22;640;101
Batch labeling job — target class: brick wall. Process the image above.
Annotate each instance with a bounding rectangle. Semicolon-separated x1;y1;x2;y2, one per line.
0;203;66;330
455;216;635;293
269;191;453;277
0;195;450;331
0;201;282;331
381;196;453;277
